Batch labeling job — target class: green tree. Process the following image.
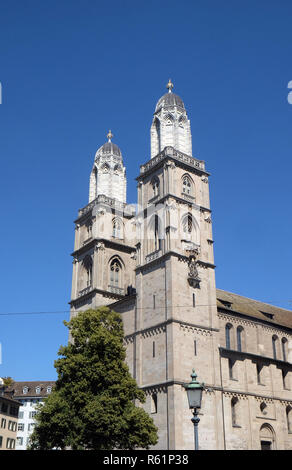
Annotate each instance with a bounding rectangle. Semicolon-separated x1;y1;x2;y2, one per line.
29;307;158;450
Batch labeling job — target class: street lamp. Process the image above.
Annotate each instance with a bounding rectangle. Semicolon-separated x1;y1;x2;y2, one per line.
183;369;204;450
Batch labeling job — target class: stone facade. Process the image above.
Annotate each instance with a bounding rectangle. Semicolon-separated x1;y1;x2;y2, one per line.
70;81;292;450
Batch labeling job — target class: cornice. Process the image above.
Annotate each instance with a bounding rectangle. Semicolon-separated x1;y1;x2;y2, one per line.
135;250;215;273
219;347;292;369
71;237;136;258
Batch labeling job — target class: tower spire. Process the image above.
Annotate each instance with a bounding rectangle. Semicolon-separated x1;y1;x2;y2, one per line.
166;78;174;93
107;129;113;142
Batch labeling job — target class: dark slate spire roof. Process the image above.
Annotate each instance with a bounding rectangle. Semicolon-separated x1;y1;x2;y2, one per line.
97;141;122;157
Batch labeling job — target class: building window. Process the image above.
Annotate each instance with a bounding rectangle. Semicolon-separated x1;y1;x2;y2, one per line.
194;340;197;356
193;293;196;307
260;423;276;450
225;323;233;349
16;437;23;446
272;335;278;360
282;338;288;362
231;397;239;427
6;438;15;449
282;370;289;390
153;294;156;309
153;341;155;358
228;358;235;379
18;411;24;419
256;363;264;385
18;423;24;431
10;406;18;417
0;436;2;448
1;418;6;429
182;175;192;195
260;402;268;415
286;406;292;433
112;218;122;239
29;411;37;419
236;326;243;352
23;386;28;395
1;403;8;413
47;386;52;394
82;255;93;287
35;386;41;394
151;394;157;414
110;259;122;287
151;177;160;198
182;214;193;234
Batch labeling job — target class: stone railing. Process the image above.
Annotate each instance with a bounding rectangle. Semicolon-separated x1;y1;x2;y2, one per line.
140;147;205;175
78;285;93;297
78;195;136;218
108;285;125;295
145;249;162;263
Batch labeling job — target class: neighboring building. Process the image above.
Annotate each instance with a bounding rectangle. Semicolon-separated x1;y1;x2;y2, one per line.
69;80;292;450
8;381;55;449
0;379;20;450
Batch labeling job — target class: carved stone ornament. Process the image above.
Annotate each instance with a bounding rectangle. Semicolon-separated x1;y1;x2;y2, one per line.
187;249;201;288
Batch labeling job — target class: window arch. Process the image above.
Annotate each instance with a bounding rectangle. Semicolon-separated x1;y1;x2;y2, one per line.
286;406;292;433
225;323;233;349
182;174;193;196
151;176;160;198
231;397;239;427
182;213;193;234
148;214;162;253
82;255;93;287
260;423;276;450
282;338;288;362
109;258;122;288
112;218;123;239
272;335;279;360
237;326;244;352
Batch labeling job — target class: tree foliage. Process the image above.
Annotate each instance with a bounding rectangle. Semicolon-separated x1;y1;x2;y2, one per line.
29;307;158;450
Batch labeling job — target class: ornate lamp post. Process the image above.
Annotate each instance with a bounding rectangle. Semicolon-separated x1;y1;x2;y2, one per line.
183;369;204;450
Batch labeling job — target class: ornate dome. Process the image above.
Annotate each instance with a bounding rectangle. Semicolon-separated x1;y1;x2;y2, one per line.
155;92;185;113
96;130;122;158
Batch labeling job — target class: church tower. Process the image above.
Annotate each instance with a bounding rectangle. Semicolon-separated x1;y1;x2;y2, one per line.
132;80;223;449
70;131;136;317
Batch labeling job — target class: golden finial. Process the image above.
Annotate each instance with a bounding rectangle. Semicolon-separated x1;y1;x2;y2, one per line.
166;78;174;93
107;129;113;142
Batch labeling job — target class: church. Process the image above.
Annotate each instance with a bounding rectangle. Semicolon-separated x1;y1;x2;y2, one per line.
69;80;292;450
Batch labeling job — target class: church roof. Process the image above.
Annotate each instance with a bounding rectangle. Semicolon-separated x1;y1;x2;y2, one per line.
96;141;122;158
217;288;292;330
155;92;185;112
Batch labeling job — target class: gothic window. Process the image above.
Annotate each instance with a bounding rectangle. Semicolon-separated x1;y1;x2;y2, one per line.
151;177;160;198
112;218;122;239
182;214;193;234
82;255;93;287
272;335;279;360
182;175;193;196
228;358;235;379
110;259;122;287
165;113;174;125
282;369;289;389
100;163;110;173
257;363;264;384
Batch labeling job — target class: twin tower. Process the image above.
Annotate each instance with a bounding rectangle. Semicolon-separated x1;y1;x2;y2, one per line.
70;81;219;449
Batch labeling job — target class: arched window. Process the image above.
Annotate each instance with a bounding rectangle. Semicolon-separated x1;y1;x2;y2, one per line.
260;423;276;450
151;394;157;414
237;326;244;352
282;338;288;362
272;335;279;360
286;406;292;433
182;175;192;196
231;397;239;427
112;218;122;239
225;323;233;349
82;255;93;287
151;177;160;198
110;259;122;288
182;214;193;234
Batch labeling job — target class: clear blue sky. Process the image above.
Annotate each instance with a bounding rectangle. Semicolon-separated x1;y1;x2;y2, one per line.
0;0;291;381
